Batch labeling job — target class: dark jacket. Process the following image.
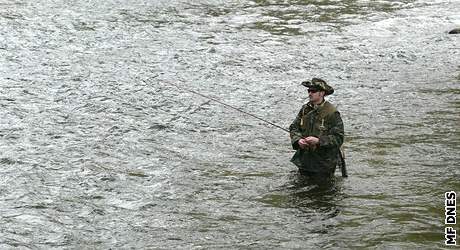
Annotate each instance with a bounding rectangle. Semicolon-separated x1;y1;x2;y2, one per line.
289;100;344;174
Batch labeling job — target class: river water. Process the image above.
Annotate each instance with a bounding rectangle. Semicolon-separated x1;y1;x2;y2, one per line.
1;0;459;249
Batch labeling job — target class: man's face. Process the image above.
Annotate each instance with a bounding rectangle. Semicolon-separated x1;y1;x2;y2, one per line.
308;88;325;104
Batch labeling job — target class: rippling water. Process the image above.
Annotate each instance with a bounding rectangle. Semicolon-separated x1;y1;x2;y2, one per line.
1;0;459;249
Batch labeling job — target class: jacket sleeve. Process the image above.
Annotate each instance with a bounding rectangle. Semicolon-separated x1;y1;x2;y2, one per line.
319;111;344;148
289;107;304;150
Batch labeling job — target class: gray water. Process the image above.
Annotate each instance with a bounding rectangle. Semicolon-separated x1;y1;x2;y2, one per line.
1;0;459;249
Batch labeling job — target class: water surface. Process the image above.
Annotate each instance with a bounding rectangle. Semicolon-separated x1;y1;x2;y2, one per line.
0;0;459;248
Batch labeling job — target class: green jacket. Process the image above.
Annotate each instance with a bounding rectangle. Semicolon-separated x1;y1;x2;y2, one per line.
289;100;344;174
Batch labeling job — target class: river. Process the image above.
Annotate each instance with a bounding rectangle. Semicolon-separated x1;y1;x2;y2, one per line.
0;0;459;249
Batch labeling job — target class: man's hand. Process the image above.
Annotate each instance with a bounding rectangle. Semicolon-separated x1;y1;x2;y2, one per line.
304;136;319;146
298;136;319;149
298;138;309;149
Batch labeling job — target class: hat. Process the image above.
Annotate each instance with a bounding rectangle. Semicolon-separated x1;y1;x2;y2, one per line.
301;78;334;95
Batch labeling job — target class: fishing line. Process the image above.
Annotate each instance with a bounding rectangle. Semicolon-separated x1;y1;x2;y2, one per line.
150;77;292;135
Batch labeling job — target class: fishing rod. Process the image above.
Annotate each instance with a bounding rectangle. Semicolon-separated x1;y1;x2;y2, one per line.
150;76;348;177
158;80;291;134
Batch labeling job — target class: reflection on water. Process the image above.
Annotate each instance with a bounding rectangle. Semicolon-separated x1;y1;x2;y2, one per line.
246;0;418;35
256;172;345;248
259;171;343;219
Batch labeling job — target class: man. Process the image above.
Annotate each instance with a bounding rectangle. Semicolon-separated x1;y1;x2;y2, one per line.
289;78;344;177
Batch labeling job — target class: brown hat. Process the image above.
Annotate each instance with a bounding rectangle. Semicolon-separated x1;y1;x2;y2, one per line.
301;78;334;95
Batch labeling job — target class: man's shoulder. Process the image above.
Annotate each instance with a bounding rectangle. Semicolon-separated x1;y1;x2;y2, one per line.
299;102;312;111
321;101;338;114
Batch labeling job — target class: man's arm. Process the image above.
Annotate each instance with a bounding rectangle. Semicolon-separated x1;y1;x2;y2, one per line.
318;111;344;148
289;107;304;150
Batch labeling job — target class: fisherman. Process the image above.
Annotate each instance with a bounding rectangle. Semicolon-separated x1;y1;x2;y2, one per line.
289;78;344;178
